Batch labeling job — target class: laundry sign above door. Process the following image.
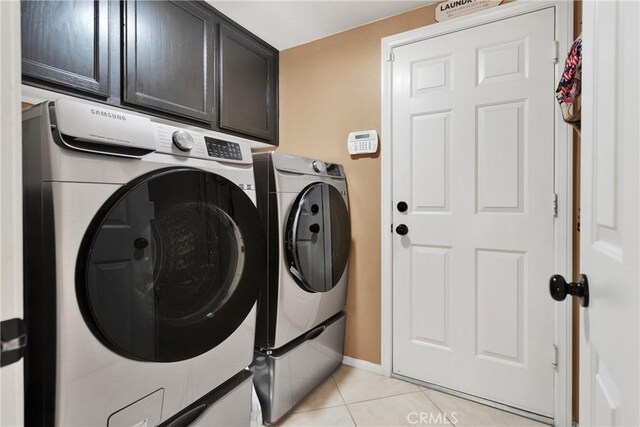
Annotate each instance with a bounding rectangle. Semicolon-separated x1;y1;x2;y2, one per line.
435;0;502;22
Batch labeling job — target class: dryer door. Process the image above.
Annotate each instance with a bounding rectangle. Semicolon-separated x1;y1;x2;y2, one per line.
76;168;266;362
285;183;350;293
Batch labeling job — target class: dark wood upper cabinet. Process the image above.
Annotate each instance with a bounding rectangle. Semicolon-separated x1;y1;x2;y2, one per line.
21;1;279;145
219;23;278;142
21;0;110;96
123;1;215;124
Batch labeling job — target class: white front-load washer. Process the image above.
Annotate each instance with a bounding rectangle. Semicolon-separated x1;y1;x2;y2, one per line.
22;99;266;426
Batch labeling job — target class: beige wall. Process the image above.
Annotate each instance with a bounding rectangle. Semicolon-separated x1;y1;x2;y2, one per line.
278;3;449;364
278;0;565;365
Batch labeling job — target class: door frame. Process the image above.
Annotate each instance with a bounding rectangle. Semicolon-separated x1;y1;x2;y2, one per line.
380;1;574;425
0;1;24;425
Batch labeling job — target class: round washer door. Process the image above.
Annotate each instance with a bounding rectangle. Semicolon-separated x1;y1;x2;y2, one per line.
76;168;266;362
285;183;351;293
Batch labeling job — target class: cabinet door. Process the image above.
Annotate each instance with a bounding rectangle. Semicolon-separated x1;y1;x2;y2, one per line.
219;23;278;143
21;0;110;96
124;1;214;124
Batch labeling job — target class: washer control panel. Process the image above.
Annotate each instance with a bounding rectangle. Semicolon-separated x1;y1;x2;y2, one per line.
205;137;242;160
154;123;250;164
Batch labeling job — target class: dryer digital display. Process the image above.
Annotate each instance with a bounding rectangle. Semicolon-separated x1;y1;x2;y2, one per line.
325;163;342;177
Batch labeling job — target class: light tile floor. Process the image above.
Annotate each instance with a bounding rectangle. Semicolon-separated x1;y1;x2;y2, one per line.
274;365;547;427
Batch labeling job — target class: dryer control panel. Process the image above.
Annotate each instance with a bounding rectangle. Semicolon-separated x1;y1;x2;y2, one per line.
326;163;342;177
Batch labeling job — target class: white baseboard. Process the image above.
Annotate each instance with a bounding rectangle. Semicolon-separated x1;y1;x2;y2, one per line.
342;356;383;375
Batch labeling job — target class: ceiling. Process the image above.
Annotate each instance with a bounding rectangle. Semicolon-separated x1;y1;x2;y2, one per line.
207;1;432;51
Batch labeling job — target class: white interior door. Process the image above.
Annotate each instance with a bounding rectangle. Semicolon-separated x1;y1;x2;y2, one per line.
391;8;557;416
578;1;639;425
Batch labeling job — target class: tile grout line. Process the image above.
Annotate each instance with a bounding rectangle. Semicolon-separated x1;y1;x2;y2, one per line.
336;364;458;426
291;402;345;415
291;376;344;415
284;405;347;416
291;365;536;427
419;387;546;427
334;365;425;405
419;388;457;427
331;375;358;426
344;389;428;407
337;374;453;427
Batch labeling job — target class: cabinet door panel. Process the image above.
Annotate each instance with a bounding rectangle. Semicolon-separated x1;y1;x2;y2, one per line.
21;0;110;96
124;1;214;123
219;24;277;142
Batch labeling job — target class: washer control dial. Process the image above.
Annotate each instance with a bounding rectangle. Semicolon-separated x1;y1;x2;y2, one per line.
312;161;322;173
172;130;194;152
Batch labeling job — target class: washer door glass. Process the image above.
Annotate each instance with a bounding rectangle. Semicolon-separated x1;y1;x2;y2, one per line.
285;183;351;292
76;168;266;362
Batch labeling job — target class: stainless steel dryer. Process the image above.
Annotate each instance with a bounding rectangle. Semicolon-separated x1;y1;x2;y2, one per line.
251;152;350;423
22;98;265;426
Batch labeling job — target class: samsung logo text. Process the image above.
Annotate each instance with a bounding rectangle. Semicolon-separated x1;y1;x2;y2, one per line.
90;109;128;121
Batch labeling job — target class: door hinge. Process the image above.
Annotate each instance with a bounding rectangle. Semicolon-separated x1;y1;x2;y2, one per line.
553;193;558;217
1;318;27;367
391;223;394;233
552;40;560;64
388;52;395;62
551;344;559;368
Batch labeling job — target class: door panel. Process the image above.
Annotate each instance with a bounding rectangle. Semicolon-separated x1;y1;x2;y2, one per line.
579;1;639;425
124;1;215;123
219;23;278;142
392;8;556;416
21;0;109;96
477;101;525;213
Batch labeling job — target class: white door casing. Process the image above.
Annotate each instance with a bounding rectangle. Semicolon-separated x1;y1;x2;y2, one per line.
579;1;639;425
0;0;24;426
390;6;560;418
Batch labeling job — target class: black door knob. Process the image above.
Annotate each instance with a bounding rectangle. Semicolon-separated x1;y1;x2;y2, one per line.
397;201;408;212
549;274;589;307
309;223;320;233
395;224;409;235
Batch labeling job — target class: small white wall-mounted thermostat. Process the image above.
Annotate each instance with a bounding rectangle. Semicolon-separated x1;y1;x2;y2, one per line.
348;130;378;155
